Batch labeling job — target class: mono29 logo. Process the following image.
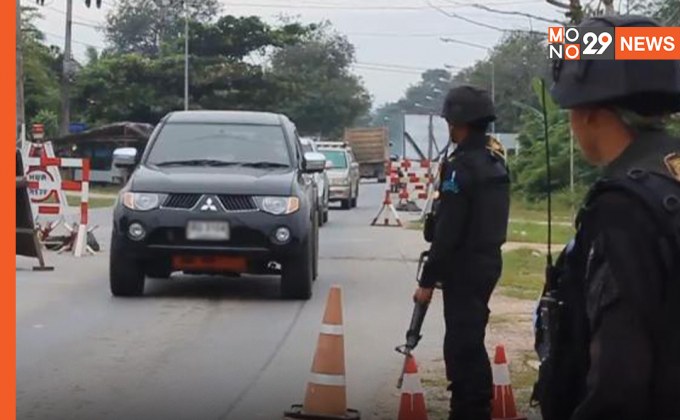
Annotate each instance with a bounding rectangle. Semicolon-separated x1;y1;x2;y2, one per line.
548;26;615;60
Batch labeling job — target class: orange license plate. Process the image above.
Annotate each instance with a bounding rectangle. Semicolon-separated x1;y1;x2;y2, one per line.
172;255;247;272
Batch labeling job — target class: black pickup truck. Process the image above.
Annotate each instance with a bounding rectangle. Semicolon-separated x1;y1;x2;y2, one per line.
110;110;326;300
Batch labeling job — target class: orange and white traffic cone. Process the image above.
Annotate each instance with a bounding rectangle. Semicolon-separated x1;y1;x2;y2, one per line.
370;189;403;227
284;286;360;419
397;355;428;420
491;345;527;420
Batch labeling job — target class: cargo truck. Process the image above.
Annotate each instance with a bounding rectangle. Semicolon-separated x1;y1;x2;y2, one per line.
343;127;389;183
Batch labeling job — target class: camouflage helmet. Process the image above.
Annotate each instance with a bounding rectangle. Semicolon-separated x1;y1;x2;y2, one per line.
440;85;496;124
551;15;680;115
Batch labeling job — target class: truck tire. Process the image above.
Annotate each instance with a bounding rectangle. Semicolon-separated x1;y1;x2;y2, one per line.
281;237;313;300
110;238;145;297
351;184;359;208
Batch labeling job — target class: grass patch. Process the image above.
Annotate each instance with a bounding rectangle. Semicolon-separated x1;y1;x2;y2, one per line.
488;313;518;326
507;220;574;244
510;351;540;416
499;248;551;300
408;218;574;245
66;195;116;208
90;184;122;195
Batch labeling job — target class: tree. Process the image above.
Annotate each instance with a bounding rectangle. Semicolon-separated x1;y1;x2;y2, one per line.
510;79;599;200
267;26;371;138
105;0;221;55
453;31;549;133
74;16;316;125
21;6;61;128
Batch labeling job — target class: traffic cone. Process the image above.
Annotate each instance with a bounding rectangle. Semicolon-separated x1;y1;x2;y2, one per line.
284;286;360;419
370;190;403;227
397;355;428;420
491;345;527;420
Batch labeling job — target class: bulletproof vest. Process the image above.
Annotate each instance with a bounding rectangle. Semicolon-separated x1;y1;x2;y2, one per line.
532;165;680;420
457;147;510;252
424;136;508;244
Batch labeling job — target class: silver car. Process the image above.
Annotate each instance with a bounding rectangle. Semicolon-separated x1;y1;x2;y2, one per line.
300;137;330;225
317;142;360;210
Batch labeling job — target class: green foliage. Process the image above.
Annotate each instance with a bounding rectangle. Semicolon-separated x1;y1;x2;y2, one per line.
373;31;548;134
453;31;549;133
31;110;59;138
105;0;221;56
69;13;368;137
510;80;599;200
267;26;371;138
21;6;60;124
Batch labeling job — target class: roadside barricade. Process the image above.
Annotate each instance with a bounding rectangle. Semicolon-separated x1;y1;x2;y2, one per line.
371;159;438;227
16;148;53;270
23;141;97;257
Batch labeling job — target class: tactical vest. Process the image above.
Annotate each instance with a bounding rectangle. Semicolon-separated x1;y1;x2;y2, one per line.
423;135;507;243
532;170;680;420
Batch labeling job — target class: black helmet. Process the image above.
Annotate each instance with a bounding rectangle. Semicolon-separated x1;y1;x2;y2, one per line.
440;85;496;124
551;15;680;115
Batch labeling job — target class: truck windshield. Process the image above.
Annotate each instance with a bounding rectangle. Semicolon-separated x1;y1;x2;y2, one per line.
320;150;347;169
146;123;291;167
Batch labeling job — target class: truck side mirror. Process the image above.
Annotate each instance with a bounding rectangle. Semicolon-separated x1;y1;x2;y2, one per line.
113;147;138;169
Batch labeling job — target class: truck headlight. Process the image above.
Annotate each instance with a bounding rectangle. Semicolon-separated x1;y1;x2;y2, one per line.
256;196;300;215
122;192;164;211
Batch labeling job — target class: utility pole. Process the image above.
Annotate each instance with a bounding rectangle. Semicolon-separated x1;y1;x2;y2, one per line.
16;0;25;147
490;59;496;135
183;0;189;110
59;0;74;136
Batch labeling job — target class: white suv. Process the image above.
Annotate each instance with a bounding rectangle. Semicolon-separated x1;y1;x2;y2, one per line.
300;137;330;225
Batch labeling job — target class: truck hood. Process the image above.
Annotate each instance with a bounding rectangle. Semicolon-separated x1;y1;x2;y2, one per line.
129;164;294;195
326;168;349;178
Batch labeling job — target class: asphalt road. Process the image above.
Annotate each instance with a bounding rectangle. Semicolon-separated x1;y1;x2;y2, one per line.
16;182;446;420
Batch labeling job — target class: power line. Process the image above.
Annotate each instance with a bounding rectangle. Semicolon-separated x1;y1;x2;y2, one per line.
462;2;562;24
426;0;544;34
353;65;424;75
43;30;105;49
356;61;433;71
346;31;479;38
217;1;537;11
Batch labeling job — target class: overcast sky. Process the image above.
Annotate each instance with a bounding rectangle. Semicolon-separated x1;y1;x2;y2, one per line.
24;0;565;107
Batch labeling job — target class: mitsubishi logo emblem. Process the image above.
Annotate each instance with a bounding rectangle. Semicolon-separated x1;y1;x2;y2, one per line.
200;197;219;212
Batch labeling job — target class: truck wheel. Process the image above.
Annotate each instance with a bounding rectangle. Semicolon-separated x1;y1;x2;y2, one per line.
110;238;145;297
351;185;359;208
281;238;313;300
323;210;329;224
341;193;351;210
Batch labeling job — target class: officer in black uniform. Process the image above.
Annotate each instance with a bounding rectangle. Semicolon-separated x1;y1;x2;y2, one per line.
533;15;680;420
414;85;510;420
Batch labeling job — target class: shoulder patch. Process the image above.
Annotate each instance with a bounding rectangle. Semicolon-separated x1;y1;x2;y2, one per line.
441;169;460;193
486;135;507;161
664;152;680;181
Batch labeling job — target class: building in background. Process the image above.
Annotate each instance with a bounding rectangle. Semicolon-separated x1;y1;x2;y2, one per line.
51;122;154;184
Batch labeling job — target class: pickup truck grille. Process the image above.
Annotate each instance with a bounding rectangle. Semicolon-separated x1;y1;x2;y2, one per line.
219;195;257;211
164;194;201;209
